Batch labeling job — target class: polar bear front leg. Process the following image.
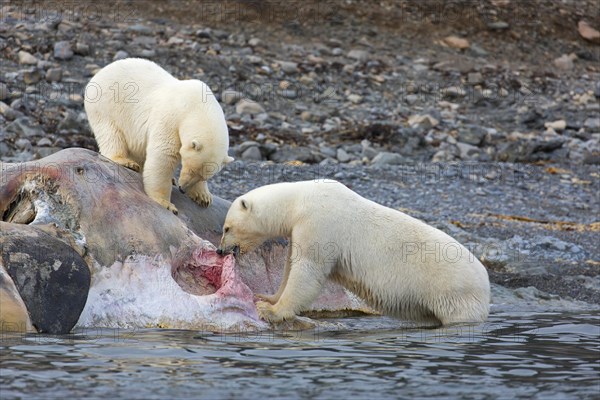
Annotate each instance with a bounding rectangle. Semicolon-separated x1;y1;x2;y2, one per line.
143;151;179;214
256;245;292;304
256;258;327;322
186;180;213;208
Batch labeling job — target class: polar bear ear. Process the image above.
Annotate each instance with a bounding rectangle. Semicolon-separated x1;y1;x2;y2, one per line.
240;199;249;211
224;156;234;164
191;140;203;152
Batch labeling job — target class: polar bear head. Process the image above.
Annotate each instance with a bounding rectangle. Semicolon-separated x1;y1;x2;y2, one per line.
176;85;234;191
217;195;272;256
178;138;234;192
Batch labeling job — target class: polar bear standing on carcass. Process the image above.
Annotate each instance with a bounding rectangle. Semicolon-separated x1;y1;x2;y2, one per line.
84;58;233;213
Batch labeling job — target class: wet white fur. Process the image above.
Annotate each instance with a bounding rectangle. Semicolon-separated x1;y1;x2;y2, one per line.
221;180;490;326
84;58;232;211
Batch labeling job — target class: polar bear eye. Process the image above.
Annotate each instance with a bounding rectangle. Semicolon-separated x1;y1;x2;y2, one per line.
224;227;230;233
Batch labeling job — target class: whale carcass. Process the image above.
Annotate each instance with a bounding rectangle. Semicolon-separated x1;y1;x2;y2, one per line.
0;148;370;333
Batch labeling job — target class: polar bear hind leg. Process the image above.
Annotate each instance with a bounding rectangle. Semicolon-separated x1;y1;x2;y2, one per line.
93;121;141;172
428;292;489;325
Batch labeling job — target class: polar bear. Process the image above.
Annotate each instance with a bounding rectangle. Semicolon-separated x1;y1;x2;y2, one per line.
84;58;233;213
217;180;490;326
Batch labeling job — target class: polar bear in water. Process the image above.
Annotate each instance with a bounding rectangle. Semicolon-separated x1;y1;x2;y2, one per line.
218;180;490;326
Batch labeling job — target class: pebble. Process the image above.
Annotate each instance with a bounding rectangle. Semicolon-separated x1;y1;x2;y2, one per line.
15;138;32;151
337;148;351;163
7;117;43;137
128;24;152;35
37;137;52;147
235;99;265;115
544;120;567;132
443;36;470;49
444;86;466;98
22;69;41;84
469;44;488;57
578;20;600;44
246;55;263;65
222;90;244;105
75;42;90;56
347;94;362;104
248;38;262;47
0;101;17;120
269;145;316;163
45;68;62;82
279;61;298;74
584;117;600;130
456;142;480;159
238;141;260;153
18;51;38;65
0;82;9;100
467;72;483;85
408;114;439;129
554;54;574;71
487;21;510;30
241;146;262;161
458;125;488;146
54;41;74;60
57;110;84;132
371;152;406;165
347;49;369;61
140;49;156;58
196;28;212;39
113;50;129;61
319;146;337;158
360;140;378;160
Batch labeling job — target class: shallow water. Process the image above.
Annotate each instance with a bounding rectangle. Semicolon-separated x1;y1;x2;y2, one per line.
1;312;598;399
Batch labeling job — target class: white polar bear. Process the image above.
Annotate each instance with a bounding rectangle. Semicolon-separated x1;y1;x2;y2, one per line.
84;58;233;213
218;180;490;326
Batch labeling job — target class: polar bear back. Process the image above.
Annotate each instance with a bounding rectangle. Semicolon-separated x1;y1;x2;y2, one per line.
84;58;224;163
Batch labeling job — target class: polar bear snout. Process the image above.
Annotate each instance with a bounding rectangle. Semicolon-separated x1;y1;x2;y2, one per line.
216;245;239;257
178;168;202;192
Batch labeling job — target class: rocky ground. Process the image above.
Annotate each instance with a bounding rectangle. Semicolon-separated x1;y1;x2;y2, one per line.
0;1;599;306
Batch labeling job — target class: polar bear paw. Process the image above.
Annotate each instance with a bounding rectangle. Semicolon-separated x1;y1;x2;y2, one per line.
255;293;278;304
155;198;179;215
112;156;141;172
256;301;294;322
188;188;213;208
